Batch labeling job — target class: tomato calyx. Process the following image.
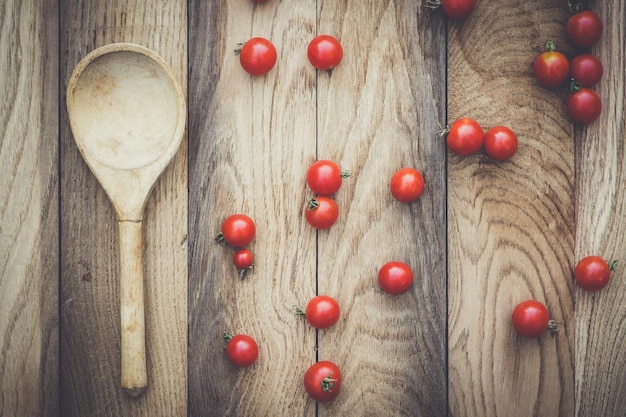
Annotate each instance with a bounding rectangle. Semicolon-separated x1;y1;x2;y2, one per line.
223;331;234;345
608;259;618;272
544;39;557;52
547;320;559;334
233;42;245;55
435;123;450;137
424;0;443;10
307;198;321;210
238;265;254;280
339;170;352;179
295;306;307;317
215;232;226;244
320;372;338;392
567;0;583;14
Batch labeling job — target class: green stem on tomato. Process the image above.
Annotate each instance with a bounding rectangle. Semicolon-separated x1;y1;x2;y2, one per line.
424;0;443;10
320;372;337;392
233;42;245;55
307;198;320;210
608;259;619;272
548;320;559;333
567;0;583;14
239;265;255;280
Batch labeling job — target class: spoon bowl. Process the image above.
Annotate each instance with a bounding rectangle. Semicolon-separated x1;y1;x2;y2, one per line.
66;43;185;397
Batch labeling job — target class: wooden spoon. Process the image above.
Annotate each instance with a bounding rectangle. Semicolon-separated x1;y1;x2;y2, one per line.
66;43;185;397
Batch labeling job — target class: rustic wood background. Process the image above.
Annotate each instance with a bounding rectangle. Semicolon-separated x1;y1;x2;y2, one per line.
1;0;624;416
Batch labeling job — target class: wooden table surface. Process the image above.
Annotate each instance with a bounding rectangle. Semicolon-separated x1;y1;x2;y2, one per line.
2;0;625;416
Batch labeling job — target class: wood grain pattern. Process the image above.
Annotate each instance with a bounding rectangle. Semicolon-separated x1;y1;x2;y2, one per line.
0;1;59;416
60;1;187;415
2;1;626;416
314;1;447;416
575;2;626;416
188;1;317;416
447;1;575;416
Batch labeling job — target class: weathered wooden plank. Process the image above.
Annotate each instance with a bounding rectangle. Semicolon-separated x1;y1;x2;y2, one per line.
0;1;59;416
447;1;575;416
315;1;447;416
575;2;626;416
59;1;187;415
188;1;317;415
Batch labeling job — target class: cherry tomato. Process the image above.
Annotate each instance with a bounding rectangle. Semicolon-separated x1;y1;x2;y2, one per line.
566;10;603;49
306;160;350;195
426;0;476;20
224;332;258;367
533;40;570;88
307;35;343;71
298;295;340;329
378;261;413;295
237;37;277;75
512;300;556;338
390;168;425;203
570;54;603;87
444;118;484;156
574;256;617;292
305;197;339;230
566;87;602;125
304;361;342;403
233;249;254;270
483;126;518;161
216;214;256;247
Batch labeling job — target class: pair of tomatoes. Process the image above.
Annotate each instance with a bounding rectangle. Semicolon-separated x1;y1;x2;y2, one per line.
533;40;603;89
216;214;257;277
237;35;343;76
512;256;617;338
444;118;518;161
305;160;351;229
296;296;342;402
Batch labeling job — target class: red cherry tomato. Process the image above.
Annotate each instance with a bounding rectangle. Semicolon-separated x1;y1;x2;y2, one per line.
483;126;518;161
237;37;277;75
307;35;343;71
233;249;254;270
305;197;339;230
533;40;570;88
427;0;476;19
512;300;555;338
378;261;414;295
306;160;350;195
224;332;258;367
390;168;425;203
574;256;616;292
299;295;340;329
304;361;342;403
444;118;484;156
566;87;602;125
566;10;603;48
570;54;603;87
217;214;256;247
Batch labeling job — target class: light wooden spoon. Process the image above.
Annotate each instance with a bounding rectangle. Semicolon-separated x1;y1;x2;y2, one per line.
66;43;185;397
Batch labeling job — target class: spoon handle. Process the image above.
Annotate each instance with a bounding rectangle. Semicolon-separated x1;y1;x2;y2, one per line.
119;220;148;397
